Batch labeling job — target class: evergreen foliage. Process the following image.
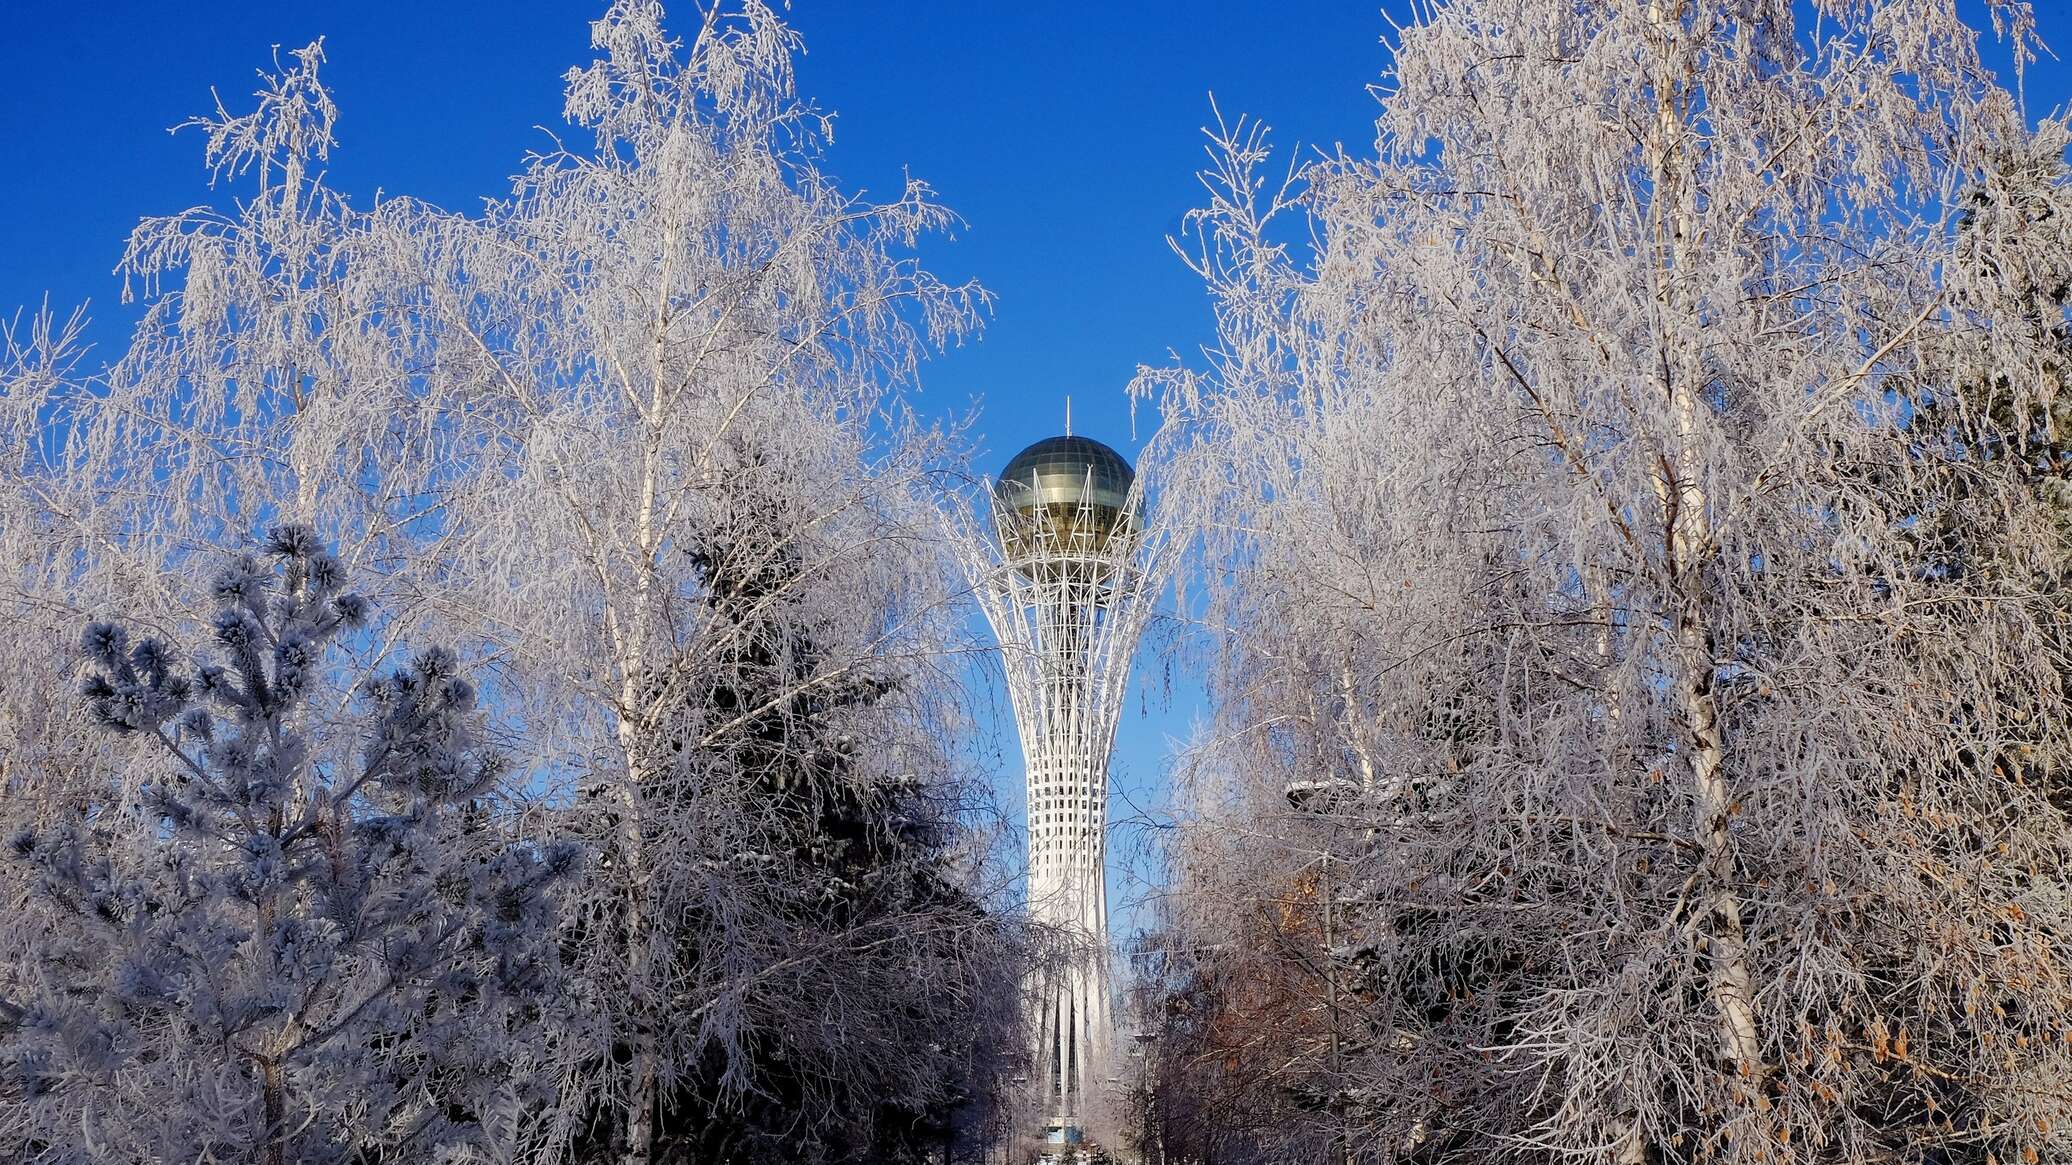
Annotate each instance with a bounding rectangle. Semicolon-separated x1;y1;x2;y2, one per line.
2;527;573;1164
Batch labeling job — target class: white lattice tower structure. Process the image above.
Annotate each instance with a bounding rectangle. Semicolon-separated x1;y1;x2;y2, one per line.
955;434;1168;1145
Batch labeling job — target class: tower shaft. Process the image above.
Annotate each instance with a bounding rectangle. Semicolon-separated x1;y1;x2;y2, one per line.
976;553;1155;1145
1023;580;1116;1125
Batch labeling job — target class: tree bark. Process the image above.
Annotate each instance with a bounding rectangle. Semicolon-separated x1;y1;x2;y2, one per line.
262;1056;286;1165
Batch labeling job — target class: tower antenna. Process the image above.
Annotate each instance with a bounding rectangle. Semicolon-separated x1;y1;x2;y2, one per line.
1065;395;1073;437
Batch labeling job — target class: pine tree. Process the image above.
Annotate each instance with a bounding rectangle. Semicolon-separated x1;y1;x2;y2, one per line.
1;527;573;1164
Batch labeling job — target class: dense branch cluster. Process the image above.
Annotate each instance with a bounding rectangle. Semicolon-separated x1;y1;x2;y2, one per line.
9;529;569;1164
0;3;1020;1163
1132;2;2072;1163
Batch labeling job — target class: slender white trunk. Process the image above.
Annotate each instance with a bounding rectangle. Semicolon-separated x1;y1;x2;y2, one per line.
613;690;657;1165
618;631;659;1164
1646;0;1765;1114
1663;459;1764;1097
619;228;680;1165
1665;444;1765;1096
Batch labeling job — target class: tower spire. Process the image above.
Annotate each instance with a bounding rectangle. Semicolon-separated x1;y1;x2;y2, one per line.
1065;395;1073;437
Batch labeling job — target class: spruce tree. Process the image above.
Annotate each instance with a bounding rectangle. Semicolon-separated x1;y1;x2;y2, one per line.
560;479;1015;1165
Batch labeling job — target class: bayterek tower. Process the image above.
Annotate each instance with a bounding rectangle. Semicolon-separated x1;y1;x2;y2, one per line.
959;433;1166;1150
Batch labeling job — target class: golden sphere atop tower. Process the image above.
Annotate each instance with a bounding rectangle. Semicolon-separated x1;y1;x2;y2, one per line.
992;435;1139;565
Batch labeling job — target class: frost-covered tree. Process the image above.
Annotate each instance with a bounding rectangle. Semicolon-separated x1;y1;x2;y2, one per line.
549;475;1020;1165
398;7;1018;1158
1;527;571;1164
0;38;422;885
0;4;1021;1164
1141;1;2072;1162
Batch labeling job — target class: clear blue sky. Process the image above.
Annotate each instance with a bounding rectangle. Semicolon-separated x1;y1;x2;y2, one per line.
0;2;1391;451
4;1;2070;916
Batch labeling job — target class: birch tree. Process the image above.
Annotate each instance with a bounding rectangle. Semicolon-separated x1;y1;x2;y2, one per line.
1142;2;2072;1162
0;38;434;868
